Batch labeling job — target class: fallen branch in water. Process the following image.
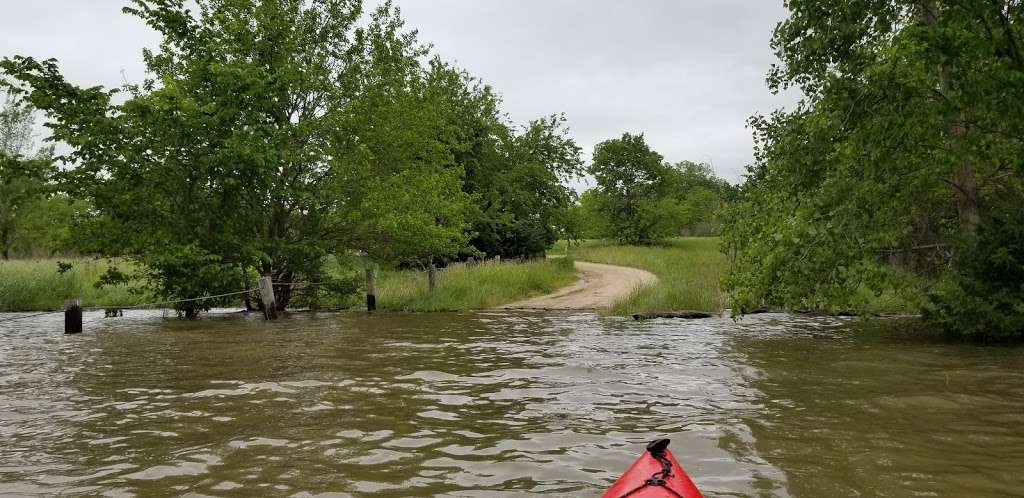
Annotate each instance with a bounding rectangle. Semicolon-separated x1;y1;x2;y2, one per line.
632;311;714;321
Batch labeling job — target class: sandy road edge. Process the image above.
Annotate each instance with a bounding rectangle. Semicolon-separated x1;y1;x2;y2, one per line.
498;261;657;311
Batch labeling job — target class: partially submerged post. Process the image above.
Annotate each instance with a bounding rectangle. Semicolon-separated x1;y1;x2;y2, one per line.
428;263;437;292
64;299;82;334
259;276;278;320
365;268;377;312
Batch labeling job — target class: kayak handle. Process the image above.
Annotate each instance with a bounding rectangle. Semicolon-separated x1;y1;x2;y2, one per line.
646;438;671;455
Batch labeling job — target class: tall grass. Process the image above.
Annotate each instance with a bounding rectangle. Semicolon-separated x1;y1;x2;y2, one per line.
567;238;728;314
374;257;578;312
1;256;578;313
0;258;151;311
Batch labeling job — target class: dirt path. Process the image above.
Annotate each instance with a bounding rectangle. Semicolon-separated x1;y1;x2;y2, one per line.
499;261;657;311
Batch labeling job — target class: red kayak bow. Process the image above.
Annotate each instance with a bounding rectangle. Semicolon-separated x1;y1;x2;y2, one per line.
601;439;703;498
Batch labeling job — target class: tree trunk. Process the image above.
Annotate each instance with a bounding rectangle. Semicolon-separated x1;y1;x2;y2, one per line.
1;227;9;260
273;271;294;311
920;1;980;239
952;124;980;237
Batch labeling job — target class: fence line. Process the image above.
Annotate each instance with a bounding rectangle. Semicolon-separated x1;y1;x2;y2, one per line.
81;287;259;312
2;259;507;331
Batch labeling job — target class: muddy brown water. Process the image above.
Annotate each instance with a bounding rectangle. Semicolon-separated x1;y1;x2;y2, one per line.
0;311;1022;497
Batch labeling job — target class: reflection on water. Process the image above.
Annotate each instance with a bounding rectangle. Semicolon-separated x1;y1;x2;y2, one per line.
0;311;1021;496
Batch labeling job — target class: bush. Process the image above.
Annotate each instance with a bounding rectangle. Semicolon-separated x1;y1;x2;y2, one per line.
923;208;1024;340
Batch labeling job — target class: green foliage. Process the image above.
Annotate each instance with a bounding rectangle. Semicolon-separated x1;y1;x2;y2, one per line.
287;271;362;311
567;238;727;314
425;61;583;259
0;258;151;311
373;257;577;312
332;43;477;267
570;190;612;240
723;0;1024;338
671;161;738;235
4;195;88;257
586;133;735;244
587;133;674;244
0;91;55;260
923;200;1024;340
94;264;130;289
1;0;479;313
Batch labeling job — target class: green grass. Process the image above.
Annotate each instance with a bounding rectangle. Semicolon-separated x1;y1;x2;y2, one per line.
1;256;578;313
372;257;578;312
566;238;728;314
0;258;152;312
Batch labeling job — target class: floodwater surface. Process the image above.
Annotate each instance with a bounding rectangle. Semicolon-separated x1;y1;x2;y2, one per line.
0;311;1022;497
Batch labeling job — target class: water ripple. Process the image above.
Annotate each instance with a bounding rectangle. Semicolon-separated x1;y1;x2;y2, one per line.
0;311;1021;496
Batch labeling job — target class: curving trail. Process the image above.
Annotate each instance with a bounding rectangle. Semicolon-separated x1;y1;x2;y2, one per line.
499;261;657;311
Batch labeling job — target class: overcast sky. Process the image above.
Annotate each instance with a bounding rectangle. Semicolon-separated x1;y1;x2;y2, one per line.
1;0;798;183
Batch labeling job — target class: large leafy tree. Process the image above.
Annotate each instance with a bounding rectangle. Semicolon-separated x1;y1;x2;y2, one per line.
724;0;1024;337
473;115;582;258
587;133;684;245
1;0;474;315
426;62;583;259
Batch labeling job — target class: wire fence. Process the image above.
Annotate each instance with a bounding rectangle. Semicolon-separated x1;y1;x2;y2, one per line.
0;256;514;328
80;287;259;312
0;287;262;326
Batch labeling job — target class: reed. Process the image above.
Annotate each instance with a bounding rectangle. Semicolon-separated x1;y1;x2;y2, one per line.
0;258;151;312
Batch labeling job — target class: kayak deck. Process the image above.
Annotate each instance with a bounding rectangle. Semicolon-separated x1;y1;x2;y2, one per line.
601;439;703;498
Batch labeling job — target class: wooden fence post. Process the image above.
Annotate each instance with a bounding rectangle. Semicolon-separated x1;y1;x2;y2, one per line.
428;263;437;292
365;268;377;312
64;299;82;334
259;276;277;320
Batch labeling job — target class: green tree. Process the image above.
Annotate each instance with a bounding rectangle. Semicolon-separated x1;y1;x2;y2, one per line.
667;161;737;235
426;62;583;259
0;91;53;259
572;189;612;240
587;133;681;245
5;195;86;257
326;23;475;268
723;0;1024;337
2;0;474;315
479;115;582;258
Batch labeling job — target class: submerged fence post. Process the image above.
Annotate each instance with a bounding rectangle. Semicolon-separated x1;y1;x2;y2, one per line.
428;263;437;292
365;268;377;312
259;276;278;320
64;299;82;334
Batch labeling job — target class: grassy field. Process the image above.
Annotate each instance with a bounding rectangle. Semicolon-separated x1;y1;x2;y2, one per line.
0;257;578;313
0;258;152;312
564;238;728;314
371;257;577;312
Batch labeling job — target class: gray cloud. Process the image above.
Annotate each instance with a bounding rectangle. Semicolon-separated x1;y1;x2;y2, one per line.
1;0;798;182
